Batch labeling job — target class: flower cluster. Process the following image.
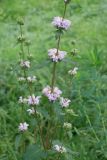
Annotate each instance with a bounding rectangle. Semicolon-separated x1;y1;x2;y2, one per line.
18;76;36;83
18;77;25;82
53;144;66;153
20;60;30;68
42;86;62;101
52;16;71;30
19;95;40;106
68;67;78;76
63;122;72;129
60;97;71;108
27;95;41;105
18;122;29;132
48;48;67;62
27;76;36;83
19;96;28;104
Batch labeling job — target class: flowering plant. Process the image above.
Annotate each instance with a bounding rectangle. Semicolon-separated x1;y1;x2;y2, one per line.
15;0;78;159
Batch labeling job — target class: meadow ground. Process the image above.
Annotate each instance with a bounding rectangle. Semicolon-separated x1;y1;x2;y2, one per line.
0;0;107;159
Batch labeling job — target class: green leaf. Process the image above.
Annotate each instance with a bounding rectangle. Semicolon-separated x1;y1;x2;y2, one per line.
23;144;47;160
15;134;22;150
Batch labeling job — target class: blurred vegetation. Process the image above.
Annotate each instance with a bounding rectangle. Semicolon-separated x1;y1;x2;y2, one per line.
0;0;107;159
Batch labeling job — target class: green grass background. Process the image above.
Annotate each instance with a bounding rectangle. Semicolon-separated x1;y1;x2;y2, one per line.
0;0;107;159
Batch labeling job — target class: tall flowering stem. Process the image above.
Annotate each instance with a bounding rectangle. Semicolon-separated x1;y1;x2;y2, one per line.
51;2;67;91
42;0;71;150
17;20;46;150
18;24;32;95
16;0;72;157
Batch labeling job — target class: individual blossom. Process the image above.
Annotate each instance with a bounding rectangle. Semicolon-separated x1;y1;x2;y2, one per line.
20;60;30;68
48;48;67;62
18;122;29;132
27;54;33;61
52;16;71;30
27;76;36;83
17;17;24;25
42;86;62;101
27;107;35;115
19;96;28;104
63;122;72;129
27;94;41;105
68;67;78;76
53;144;66;153
60;97;71;108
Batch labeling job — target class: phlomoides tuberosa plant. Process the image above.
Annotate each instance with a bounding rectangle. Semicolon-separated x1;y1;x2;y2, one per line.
16;0;78;159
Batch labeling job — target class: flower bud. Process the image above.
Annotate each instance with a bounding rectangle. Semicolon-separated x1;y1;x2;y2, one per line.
71;40;76;45
25;40;31;46
17;35;25;43
63;122;72;129
71;48;78;56
27;54;33;61
17;17;24;25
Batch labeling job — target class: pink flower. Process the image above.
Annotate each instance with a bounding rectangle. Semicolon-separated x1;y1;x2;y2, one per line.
18;122;29;131
42;86;62;101
60;97;71;108
27;95;41;105
48;48;67;62
52;16;71;30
